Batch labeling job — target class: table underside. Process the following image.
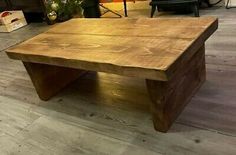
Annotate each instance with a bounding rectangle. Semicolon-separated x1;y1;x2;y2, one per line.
22;44;206;132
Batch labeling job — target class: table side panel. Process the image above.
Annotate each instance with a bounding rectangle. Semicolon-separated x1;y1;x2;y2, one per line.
146;45;206;132
165;18;218;80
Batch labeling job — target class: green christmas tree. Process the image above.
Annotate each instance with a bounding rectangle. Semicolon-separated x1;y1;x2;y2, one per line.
45;0;82;22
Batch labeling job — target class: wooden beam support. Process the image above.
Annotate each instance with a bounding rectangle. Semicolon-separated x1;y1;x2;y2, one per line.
146;45;206;132
23;62;87;101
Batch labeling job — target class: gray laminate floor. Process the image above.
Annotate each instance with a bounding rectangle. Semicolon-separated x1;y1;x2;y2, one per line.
0;6;236;155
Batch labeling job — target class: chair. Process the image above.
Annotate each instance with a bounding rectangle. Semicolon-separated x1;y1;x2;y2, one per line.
150;0;200;17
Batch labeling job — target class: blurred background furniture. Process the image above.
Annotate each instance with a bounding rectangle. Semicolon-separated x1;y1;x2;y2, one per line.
100;0;128;17
150;0;200;17
81;0;101;18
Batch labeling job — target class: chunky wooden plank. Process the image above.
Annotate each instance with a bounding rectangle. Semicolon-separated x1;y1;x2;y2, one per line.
146;45;206;132
5;34;191;81
6;18;218;81
46;18;218;39
23;62;86;101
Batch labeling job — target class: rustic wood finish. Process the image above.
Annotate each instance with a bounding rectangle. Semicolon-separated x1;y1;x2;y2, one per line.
146;45;206;132
5;18;217;132
6;18;218;81
23;62;86;101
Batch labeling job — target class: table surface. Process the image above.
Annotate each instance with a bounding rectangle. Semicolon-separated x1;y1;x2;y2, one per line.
6;18;218;81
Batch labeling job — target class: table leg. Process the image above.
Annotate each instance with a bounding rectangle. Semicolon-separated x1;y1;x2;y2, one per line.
23;62;86;101
146;45;206;132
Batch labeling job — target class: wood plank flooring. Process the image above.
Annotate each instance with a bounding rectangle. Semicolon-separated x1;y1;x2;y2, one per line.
0;7;236;155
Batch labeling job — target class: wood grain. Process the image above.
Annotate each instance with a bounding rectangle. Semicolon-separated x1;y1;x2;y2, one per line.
147;45;206;132
0;7;236;154
6;18;218;81
23;62;86;101
4;18;218;132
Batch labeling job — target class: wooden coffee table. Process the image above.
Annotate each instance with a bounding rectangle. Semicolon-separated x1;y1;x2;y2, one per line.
6;18;218;132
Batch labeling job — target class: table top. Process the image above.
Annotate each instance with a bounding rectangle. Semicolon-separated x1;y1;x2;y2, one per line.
6;18;218;81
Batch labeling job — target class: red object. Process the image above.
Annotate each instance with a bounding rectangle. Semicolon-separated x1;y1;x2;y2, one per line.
1;11;12;18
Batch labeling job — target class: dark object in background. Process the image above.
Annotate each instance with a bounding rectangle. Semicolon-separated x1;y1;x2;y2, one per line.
0;0;8;11
150;0;200;17
200;0;212;7
0;0;45;23
23;12;44;23
81;0;101;18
